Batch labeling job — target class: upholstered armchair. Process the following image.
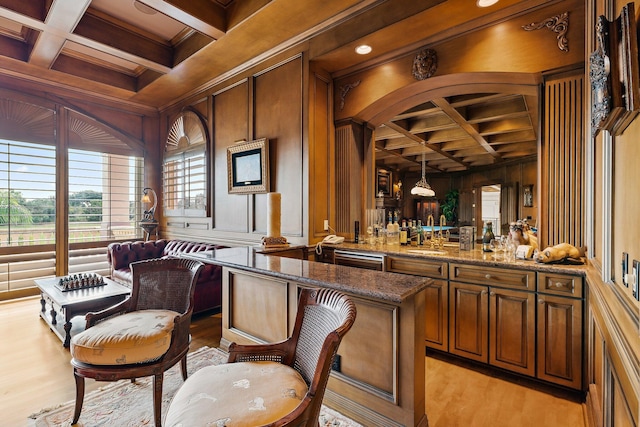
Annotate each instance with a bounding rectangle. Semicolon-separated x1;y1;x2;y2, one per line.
164;287;357;427
70;257;204;427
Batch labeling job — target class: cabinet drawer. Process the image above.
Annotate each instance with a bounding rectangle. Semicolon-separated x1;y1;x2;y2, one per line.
386;256;447;279
537;273;583;297
449;263;534;291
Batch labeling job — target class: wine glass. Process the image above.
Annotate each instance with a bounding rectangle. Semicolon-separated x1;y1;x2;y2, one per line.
489;238;498;255
497;236;507;259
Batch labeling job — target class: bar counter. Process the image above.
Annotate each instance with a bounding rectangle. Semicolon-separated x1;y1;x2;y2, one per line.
326;241;589;276
188;245;431;302
186;246;430;427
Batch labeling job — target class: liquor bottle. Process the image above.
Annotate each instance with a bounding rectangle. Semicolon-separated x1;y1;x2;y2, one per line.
399;220;408;245
387;211;398;245
482;221;495;252
409;220;418;246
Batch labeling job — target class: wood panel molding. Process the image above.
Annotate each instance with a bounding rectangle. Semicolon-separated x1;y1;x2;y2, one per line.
541;72;585;249
334;121;365;236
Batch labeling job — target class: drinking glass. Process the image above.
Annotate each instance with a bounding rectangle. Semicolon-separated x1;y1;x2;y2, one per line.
489;238;498;257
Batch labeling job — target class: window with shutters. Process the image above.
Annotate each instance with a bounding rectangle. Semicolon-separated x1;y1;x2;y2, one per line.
163;109;209;217
68;148;145;244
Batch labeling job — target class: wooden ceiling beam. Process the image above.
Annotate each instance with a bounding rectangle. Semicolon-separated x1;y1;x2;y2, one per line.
375;140;444;172
383;120;469;169
138;0;226;39
431;97;502;162
74;12;173;68
29;0;92;68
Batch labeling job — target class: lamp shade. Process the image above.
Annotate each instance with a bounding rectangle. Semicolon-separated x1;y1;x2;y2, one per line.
410;177;435;197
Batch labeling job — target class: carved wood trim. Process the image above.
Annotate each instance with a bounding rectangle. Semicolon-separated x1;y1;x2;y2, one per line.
338;80;360;111
522;11;570;52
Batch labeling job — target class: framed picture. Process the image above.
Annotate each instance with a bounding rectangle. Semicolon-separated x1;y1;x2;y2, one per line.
523;184;533;207
590;3;640;136
227;138;269;194
376;168;392;197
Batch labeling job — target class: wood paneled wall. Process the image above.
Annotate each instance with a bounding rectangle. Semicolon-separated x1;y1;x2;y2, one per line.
540;71;585;249
166;55;308;245
308;68;334;241
335;121;365;237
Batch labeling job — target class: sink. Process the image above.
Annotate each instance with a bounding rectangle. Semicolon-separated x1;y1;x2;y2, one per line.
407;249;447;256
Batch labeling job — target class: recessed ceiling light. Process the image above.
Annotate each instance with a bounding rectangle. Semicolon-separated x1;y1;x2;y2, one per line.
477;0;499;7
355;45;372;55
133;0;157;15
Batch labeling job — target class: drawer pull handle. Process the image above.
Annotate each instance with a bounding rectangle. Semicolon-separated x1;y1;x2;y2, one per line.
490;291;495;297
485;274;492;279
554;282;564;288
538;298;545;304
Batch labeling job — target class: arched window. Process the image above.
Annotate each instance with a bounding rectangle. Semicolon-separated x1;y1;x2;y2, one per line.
163;108;209;217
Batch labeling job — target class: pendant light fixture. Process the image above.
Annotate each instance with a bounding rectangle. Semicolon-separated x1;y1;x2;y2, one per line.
410;151;435;197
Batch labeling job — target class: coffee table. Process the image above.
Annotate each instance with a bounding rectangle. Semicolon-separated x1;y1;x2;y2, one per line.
36;276;131;347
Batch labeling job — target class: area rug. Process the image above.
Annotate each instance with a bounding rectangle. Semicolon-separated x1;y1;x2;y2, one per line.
28;346;362;427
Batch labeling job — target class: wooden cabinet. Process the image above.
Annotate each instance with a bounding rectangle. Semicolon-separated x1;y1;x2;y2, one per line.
536;273;583;389
424;279;448;351
449;263;536;375
327;251;587;391
490;287;536;376
449;281;488;362
387;255;448;350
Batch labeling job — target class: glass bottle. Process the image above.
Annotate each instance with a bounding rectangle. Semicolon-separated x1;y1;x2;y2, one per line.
416;220;423;245
482;221;495;252
400;220;408;245
387;211;398;245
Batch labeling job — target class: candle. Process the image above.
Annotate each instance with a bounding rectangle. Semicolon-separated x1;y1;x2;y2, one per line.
267;192;281;237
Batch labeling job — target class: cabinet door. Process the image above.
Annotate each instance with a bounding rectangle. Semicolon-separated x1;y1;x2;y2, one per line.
489;287;536;376
537;294;583;389
449;281;488;362
425;279;448;351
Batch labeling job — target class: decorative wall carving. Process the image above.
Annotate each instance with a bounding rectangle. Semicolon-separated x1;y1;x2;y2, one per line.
588;3;640;137
589;16;611;137
338;80;360;110
411;48;437;81
522;12;569;52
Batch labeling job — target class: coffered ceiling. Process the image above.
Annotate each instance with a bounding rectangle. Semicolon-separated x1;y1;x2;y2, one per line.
375;91;539;175
0;0;552;172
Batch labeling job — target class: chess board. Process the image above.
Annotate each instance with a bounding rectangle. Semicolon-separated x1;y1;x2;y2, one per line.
55;273;106;292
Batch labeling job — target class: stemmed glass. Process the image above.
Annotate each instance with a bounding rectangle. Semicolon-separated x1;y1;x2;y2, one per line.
489;238;499;257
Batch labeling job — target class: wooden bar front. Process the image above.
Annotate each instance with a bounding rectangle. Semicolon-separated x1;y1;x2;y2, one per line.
188;247;430;427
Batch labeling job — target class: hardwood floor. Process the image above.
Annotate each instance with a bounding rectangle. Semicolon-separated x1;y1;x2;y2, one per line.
0;296;585;426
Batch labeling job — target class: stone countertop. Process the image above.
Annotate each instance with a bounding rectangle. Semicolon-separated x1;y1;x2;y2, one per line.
327;242;589;276
185;246;431;304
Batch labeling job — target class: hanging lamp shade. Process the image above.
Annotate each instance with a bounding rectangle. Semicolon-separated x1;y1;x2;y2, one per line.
411;152;435;197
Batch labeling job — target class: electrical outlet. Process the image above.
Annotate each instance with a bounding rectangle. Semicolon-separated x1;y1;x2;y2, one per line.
323;219;329;231
331;354;341;372
634;260;640;301
622;252;629;287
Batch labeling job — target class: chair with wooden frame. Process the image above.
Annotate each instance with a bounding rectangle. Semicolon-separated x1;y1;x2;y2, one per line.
70;257;204;427
164;287;357;427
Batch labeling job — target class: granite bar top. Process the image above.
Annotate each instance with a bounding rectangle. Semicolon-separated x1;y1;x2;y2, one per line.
186;246;431;304
328;242;589;276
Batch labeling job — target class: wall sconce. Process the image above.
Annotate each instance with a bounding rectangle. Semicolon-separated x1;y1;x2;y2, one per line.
140;187;158;241
523;184;533;207
394;180;403;200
